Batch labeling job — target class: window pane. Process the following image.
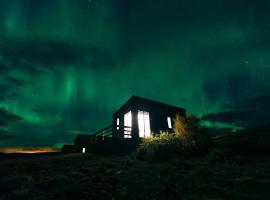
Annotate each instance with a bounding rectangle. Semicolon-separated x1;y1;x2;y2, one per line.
138;110;151;138
124;111;132;127
124;111;132;138
144;112;151;137
138;111;144;138
167;116;172;128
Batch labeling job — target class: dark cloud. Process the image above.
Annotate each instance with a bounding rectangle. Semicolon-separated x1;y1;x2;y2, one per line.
201;95;270;128
0;85;8;101
6;76;28;87
0;38;117;74
0;108;23;127
244;95;270;109
0;84;18;101
202;110;252;124
0;130;16;140
0;39;79;66
0;64;9;75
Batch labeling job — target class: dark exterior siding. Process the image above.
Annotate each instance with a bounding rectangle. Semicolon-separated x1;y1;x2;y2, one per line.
112;96;186;138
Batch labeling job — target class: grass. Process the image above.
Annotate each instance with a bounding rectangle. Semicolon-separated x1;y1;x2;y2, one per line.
1;128;270;200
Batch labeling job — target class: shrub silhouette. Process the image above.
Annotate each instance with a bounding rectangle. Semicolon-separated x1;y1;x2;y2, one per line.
174;114;210;154
137;114;210;160
136;132;180;160
173;114;189;141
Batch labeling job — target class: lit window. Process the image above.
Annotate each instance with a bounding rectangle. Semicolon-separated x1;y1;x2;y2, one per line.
117;118;119;130
82;147;86;153
138;111;151;138
124;111;132;138
124;134;132;138
167;117;172;128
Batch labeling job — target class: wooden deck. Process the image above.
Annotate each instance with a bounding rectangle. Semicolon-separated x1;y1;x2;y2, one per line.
86;125;140;154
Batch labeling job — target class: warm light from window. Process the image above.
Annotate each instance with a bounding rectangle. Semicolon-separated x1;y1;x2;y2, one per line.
138;111;144;138
117;118;119;130
124;111;132;138
167;116;172;128
138;111;151;138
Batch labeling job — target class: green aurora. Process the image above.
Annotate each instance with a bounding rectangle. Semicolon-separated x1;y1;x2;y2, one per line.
0;0;270;147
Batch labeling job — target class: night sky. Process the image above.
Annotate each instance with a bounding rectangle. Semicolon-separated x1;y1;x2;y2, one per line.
0;0;270;148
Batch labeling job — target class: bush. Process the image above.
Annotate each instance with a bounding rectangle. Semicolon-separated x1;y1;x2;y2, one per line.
174;114;211;155
136;132;181;161
137;115;211;161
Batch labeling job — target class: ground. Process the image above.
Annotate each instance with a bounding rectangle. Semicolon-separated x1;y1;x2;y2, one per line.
1;128;270;200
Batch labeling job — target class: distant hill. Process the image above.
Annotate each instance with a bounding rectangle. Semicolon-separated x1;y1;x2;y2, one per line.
212;124;270;157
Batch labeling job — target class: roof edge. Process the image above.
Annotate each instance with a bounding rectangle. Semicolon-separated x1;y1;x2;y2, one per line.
112;95;186;116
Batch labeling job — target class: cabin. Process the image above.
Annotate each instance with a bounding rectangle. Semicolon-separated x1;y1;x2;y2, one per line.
112;96;186;139
64;96;186;154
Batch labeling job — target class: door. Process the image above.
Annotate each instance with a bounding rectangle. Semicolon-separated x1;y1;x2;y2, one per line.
138;111;151;138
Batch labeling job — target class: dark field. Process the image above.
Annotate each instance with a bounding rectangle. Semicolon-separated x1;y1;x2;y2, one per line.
1;128;270;200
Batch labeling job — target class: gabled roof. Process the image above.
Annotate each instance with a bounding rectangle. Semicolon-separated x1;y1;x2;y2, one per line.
113;95;186;115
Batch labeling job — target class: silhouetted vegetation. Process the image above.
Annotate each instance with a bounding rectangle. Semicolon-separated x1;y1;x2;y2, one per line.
137;115;211;160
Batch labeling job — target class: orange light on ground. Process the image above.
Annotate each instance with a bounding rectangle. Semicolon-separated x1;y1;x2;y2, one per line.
0;147;60;154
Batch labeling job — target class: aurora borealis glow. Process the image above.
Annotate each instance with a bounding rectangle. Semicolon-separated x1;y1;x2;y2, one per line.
0;0;270;147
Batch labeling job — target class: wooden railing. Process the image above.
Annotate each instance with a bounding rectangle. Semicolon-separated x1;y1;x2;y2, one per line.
90;125;113;138
116;126;132;138
89;125;133;143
